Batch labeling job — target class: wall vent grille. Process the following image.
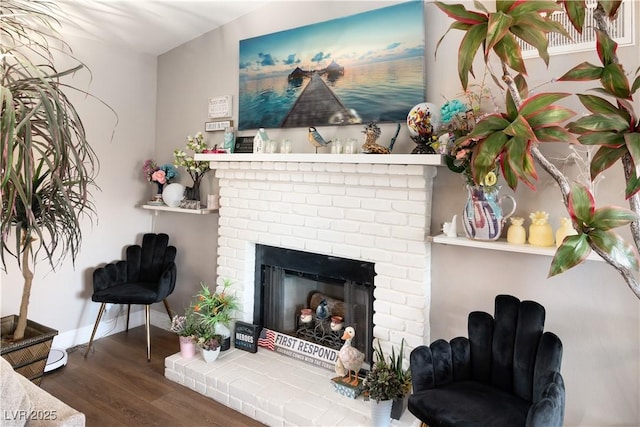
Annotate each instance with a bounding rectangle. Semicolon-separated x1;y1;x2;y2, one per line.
520;0;634;57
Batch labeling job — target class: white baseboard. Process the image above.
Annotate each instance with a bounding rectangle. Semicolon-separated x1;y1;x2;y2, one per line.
151;308;172;331
52;306;171;350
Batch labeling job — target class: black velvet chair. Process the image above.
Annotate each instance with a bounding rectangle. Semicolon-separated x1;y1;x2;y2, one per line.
84;233;177;361
408;294;564;427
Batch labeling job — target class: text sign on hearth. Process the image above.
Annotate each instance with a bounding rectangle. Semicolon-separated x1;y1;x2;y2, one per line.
234;321;260;353
258;328;338;371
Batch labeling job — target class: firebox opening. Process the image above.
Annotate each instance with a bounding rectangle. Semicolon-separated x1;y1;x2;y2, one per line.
254;244;376;364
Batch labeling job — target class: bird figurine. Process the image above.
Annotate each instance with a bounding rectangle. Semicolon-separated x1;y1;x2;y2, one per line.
308;127;331;153
361;122;398;154
316;299;330;320
335;326;365;386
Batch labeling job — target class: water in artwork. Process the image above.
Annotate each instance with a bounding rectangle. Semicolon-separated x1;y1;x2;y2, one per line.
238;57;424;130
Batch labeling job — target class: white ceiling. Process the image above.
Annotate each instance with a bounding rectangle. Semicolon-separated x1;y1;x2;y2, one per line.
56;0;268;56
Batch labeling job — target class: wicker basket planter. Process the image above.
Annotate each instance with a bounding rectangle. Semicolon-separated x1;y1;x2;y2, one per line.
1;315;58;386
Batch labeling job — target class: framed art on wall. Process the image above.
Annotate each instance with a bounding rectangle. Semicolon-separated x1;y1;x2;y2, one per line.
238;2;425;131
208;95;232;118
205;120;233;132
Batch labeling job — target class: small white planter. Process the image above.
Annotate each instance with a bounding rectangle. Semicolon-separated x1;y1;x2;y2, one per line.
371;399;393;427
201;347;221;363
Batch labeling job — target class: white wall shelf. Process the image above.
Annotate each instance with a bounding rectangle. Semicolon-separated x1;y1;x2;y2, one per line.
429;233;603;262
140;204;218;232
140;204;218;215
195;153;444;165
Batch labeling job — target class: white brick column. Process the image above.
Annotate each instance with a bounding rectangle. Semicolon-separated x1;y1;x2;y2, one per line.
210;160;436;350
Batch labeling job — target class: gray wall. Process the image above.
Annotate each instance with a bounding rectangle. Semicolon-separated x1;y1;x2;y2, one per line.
154;2;640;425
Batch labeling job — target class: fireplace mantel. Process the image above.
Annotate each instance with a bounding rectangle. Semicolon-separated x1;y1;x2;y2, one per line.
195;152;443;165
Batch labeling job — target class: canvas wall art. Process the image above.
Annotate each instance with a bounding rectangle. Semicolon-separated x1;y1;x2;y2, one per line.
238;1;425;131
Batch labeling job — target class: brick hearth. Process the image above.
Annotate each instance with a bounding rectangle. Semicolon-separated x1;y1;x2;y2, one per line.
165;347;419;426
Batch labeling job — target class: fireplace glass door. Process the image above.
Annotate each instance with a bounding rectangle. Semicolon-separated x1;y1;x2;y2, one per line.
254;245;375;363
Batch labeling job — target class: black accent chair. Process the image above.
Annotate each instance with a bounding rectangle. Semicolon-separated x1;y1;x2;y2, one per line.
408;294;564;427
84;233;177;361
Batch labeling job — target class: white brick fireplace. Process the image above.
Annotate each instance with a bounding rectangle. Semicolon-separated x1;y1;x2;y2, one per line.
165;153;441;426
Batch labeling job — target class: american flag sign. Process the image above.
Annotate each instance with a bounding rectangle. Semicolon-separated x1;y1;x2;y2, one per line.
258;328;276;350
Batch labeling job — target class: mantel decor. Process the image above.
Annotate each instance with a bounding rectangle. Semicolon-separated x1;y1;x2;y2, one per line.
174;132;212;204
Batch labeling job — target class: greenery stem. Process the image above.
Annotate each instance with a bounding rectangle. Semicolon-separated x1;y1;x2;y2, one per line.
501;45;640;298
15;233;33;341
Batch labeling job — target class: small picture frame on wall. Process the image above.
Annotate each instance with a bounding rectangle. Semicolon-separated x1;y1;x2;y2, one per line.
205;120;233;132
208;95;232;118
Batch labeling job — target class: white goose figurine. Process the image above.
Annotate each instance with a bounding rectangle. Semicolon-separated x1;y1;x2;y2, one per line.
335;326;365;386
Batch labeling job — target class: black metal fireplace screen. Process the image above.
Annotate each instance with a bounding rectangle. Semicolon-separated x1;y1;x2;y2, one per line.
254;244;375;364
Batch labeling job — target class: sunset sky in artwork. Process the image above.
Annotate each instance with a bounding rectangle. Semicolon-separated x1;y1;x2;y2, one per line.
239;1;424;78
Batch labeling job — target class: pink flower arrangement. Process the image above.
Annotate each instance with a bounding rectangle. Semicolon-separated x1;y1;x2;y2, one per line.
142;160;178;185
151;169;166;184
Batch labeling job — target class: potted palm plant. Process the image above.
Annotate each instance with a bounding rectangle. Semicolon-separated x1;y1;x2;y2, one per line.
1;0;103;383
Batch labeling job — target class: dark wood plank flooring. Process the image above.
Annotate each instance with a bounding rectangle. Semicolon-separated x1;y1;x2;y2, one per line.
41;325;265;427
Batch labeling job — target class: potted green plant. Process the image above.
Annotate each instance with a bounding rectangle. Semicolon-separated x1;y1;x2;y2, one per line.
1;0;105;383
388;340;411;420
170;313;198;359
190;280;239;351
434;1;640;300
363;340;411;426
194;325;222;363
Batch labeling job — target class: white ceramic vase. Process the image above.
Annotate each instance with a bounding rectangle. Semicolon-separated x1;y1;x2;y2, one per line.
371;399;393;427
162;183;185;207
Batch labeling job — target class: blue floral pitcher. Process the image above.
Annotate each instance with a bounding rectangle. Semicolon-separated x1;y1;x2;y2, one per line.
463;186;516;241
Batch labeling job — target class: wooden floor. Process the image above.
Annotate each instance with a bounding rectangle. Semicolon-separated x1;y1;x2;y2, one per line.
41;325;265;427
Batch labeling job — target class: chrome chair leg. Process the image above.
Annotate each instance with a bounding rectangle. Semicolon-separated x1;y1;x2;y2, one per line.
163;299;173;322
125;304;131;331
84;303;106;358
145;305;151;362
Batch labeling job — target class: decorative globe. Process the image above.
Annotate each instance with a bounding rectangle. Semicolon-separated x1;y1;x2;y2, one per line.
162;183;185;207
407;102;441;137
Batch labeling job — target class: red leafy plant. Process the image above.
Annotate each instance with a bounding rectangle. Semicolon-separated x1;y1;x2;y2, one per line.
435;0;640;298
